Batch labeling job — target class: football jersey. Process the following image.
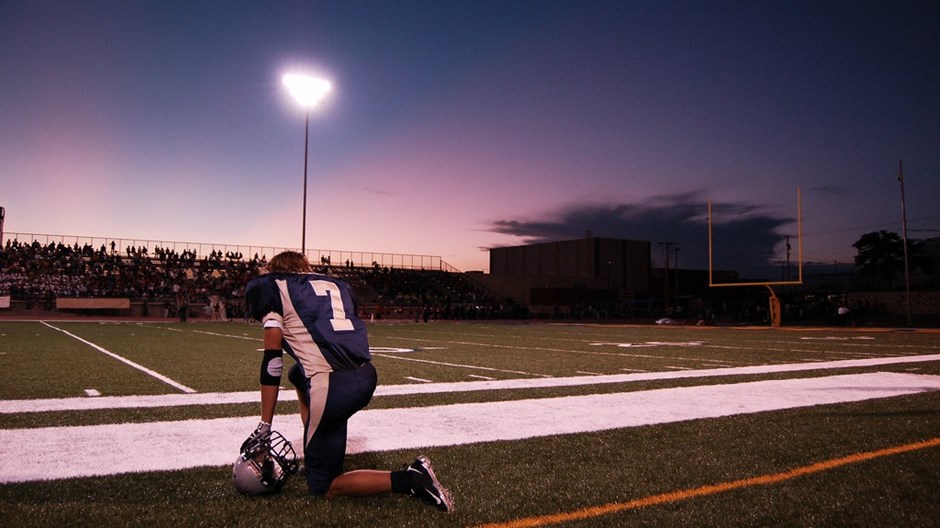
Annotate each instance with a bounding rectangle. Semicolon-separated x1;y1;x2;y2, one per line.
245;272;370;375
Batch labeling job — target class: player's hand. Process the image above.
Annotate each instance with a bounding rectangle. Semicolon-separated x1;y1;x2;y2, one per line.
240;421;272;452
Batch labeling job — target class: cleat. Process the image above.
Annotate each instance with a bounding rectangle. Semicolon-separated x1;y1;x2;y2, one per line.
405;455;455;512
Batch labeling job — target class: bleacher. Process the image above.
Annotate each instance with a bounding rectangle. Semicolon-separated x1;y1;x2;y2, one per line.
0;235;508;320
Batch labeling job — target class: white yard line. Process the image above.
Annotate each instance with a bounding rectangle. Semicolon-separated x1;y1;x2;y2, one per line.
0;390;286;413
3;353;940;413
190;330;261;341
40;322;196;394
351;372;940;453
373;352;553;378
1;372;938;483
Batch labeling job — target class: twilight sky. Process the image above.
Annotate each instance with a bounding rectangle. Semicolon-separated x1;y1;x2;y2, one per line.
2;0;938;276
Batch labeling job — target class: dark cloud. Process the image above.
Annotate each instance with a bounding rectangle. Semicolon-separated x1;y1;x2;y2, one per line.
489;193;793;278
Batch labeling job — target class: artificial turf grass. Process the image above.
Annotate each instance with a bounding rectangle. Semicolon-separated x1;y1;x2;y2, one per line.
3;320;939;526
2;391;938;528
6;320;939;401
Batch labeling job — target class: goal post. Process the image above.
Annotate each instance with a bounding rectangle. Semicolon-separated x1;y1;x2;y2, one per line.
708;187;803;287
708;187;803;327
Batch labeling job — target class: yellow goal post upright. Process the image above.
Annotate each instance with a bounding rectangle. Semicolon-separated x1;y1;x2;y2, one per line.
708;187;803;327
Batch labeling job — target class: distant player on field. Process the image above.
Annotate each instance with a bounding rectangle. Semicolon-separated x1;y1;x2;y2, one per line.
244;250;453;511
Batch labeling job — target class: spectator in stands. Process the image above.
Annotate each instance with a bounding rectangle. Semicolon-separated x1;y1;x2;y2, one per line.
177;292;189;322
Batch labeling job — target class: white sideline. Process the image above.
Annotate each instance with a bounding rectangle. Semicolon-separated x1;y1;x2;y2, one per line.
3;353;939;414
1;372;939;483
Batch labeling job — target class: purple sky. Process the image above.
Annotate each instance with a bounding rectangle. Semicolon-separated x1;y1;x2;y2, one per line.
2;1;938;276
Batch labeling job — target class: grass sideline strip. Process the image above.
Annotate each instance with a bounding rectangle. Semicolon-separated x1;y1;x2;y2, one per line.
475;436;940;528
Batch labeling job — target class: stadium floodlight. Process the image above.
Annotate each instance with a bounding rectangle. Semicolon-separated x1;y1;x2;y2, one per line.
282;73;332;253
282;74;332;108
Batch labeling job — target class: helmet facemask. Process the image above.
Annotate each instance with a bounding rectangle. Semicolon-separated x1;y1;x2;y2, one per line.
233;430;299;495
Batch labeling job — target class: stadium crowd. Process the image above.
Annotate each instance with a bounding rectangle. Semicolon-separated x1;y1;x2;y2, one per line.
0;238;500;320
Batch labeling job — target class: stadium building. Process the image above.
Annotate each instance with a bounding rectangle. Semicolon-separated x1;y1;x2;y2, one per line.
473;237;651;317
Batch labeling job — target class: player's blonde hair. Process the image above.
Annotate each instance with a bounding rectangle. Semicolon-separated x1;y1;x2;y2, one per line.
266;251;312;273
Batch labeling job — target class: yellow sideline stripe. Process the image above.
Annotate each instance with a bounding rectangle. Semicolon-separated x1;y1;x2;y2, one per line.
475;437;940;528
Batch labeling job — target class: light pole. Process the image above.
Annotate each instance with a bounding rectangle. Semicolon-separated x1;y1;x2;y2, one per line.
282;73;331;254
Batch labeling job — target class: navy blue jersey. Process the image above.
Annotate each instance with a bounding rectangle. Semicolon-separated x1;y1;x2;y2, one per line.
245;272;370;374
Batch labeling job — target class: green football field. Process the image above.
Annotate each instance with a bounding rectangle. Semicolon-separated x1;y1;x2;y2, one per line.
1;320;938;527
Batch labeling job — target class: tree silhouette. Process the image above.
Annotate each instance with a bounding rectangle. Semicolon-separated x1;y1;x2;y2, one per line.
853;231;903;275
852;230;926;277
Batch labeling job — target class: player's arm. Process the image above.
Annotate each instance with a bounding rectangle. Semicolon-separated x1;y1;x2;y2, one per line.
243;278;283;445
259;324;284;425
240;324;283;449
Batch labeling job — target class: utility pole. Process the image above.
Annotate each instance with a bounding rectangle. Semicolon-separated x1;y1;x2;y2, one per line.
898;160;912;326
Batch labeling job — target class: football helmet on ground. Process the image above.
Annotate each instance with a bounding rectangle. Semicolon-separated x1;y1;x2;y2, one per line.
232;430;299;495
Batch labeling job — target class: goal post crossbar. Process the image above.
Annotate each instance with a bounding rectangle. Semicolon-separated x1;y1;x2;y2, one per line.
708;187;803;288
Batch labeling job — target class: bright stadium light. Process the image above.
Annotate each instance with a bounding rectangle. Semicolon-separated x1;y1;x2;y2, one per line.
283;73;332;108
282;73;332;253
